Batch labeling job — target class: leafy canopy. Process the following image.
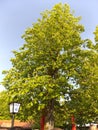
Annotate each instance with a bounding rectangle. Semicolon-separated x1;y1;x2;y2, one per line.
2;3;98;125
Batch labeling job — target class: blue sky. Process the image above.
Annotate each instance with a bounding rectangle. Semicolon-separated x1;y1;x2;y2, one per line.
0;0;98;91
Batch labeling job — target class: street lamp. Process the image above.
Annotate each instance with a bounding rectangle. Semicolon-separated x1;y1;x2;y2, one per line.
9;102;20;128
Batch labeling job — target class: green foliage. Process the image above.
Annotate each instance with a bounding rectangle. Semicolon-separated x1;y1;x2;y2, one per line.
2;3;98;126
94;26;98;42
0;91;10;119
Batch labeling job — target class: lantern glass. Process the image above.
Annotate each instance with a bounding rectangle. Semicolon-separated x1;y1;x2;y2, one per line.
10;102;20;114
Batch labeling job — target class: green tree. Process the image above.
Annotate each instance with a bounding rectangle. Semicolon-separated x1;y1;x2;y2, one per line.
67;26;98;126
0;91;10;119
2;3;98;129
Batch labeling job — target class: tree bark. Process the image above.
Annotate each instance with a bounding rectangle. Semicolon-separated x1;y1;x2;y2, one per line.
44;99;55;130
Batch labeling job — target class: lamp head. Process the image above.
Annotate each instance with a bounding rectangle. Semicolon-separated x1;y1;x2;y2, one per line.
9;102;20;114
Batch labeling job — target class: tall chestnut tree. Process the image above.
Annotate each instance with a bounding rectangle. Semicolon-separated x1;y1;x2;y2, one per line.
2;3;98;129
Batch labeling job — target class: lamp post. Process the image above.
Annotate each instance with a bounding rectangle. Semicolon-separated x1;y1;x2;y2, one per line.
9;102;20;128
71;115;76;130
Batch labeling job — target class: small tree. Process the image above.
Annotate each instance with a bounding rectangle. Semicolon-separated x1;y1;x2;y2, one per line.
66;25;98;126
2;3;98;129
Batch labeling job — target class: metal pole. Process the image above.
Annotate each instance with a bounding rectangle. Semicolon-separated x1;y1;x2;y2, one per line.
11;114;15;128
71;115;76;130
40;115;45;130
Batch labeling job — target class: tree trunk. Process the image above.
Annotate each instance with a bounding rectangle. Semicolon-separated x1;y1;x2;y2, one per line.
44;113;54;130
44;99;55;130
